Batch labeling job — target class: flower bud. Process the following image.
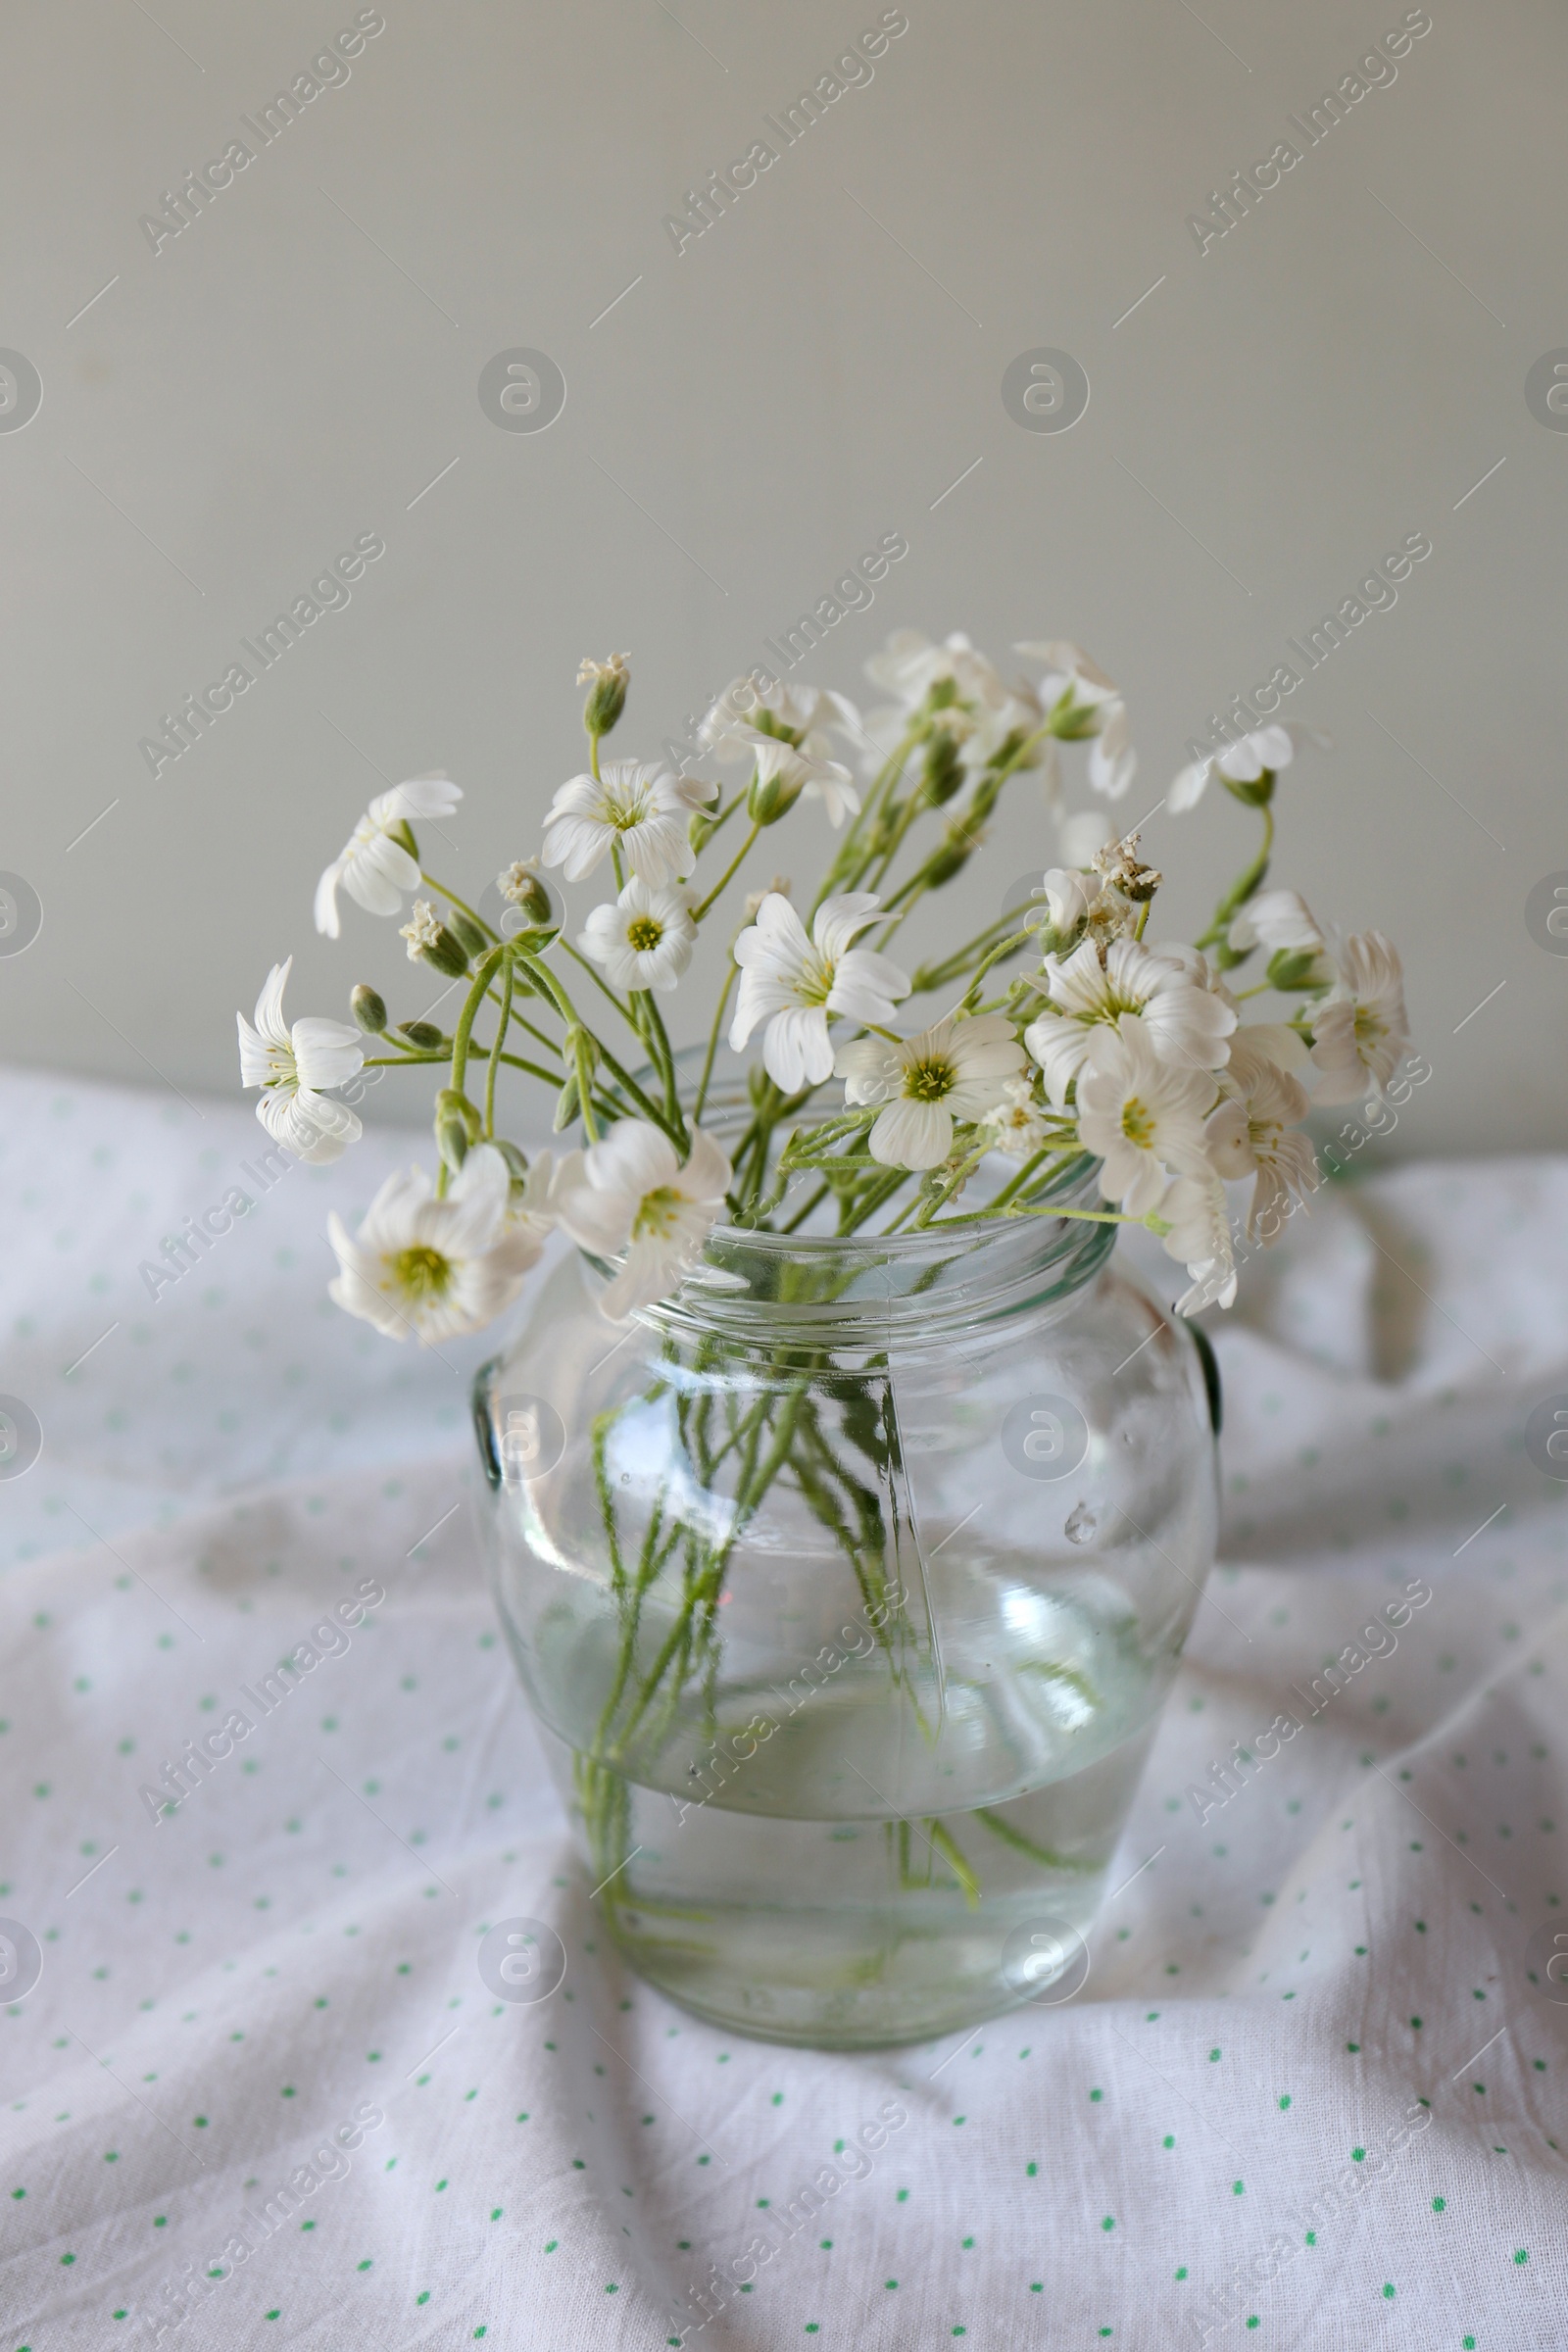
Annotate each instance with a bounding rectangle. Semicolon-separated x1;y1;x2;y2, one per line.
435;1087;482;1144
447;909;488;959
563;1024;600;1077
498;862;552;925
351;984;387;1034
1266;947;1327;992
578;653;630;738
924;823;976;887
400;1020;445;1050
748;762;806;826
552;1074;580;1133
436;1110;469;1171
917;730;965;808
494;1138;530;1186
689;809;720;856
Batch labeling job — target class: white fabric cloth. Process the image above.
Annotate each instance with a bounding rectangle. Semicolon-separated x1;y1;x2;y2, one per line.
2;1063;1564;2348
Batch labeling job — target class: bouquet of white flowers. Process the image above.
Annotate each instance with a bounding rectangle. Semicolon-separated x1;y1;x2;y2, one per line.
240;633;1413;1333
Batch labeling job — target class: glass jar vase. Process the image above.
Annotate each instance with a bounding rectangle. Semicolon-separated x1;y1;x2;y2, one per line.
474;1155;1217;2049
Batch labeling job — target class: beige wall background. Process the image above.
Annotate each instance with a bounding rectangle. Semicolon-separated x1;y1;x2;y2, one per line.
2;0;1563;1155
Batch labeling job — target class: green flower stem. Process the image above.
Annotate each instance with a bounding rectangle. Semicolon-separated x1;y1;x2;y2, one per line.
560;940;647;1046
418;872;497;941
451;949;505;1100
811;723;921;915
514;950;679;1144
485;958;513;1137
692;819;763;921
973;1807;1098;1872
692;963;737;1128
1197;802;1273;950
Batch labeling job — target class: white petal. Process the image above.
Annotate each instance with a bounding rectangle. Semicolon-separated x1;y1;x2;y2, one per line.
869;1099;951;1169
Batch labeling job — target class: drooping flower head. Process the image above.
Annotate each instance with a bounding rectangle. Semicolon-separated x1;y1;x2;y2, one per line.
236;957;365;1164
314;775;463;938
1169;725;1295;814
541;760;715;886
327;1144;547;1344
730;892;909;1093
1307;932;1411;1103
836;1011;1026;1170
1015;640;1136;801
1204;1035;1318;1239
549;1121;732;1320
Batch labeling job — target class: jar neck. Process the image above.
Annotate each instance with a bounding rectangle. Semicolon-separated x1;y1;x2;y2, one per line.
644;1155;1115;1352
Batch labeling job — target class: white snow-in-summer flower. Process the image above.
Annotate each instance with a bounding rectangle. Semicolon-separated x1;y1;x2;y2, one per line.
549;1120;733;1320
236;957;365;1164
1152;1168;1239;1313
326;1144;547;1344
314;774;463;938
837;1012;1027;1171
1169;725;1295;814
1074;1016;1214;1217
577;876;698;995
745;730;860;829
1227;887;1325;957
702;680;863;827
861;630;1040;778
702;679;862;764
1307;931;1411;1103
981;1075;1052;1157
1023;936;1237;1107
1016;641;1136;800
729;892;910;1093
1203;1035;1318;1239
540;760;716;886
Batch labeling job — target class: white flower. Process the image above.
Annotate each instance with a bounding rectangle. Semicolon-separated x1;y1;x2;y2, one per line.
1227;887;1324;956
740;729;860;828
1169;725;1294;814
314;774;462;938
236;957;364;1164
982;1076;1052;1156
577;876;697;995
837;1012;1026;1171
730;892;909;1093
549;1121;732;1320
1018;866;1096;942
1203;1036;1318;1239
327;1144;545;1345
861;630;1039;778
1307;932;1411;1103
1023;937;1237;1108
703;679;861;760
1152;1169;1239;1313
541;760;715;886
1016;641;1136;800
1074;1017;1214;1216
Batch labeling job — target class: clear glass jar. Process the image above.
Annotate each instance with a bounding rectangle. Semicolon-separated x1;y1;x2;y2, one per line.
474;1153;1217;2048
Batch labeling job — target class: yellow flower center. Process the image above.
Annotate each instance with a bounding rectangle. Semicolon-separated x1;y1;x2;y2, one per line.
1120;1096;1155;1149
631;1185;683;1242
605;785;652;831
626;915;663;952
1353;1005;1386;1047
391;1244;451;1298
905;1055;956;1103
